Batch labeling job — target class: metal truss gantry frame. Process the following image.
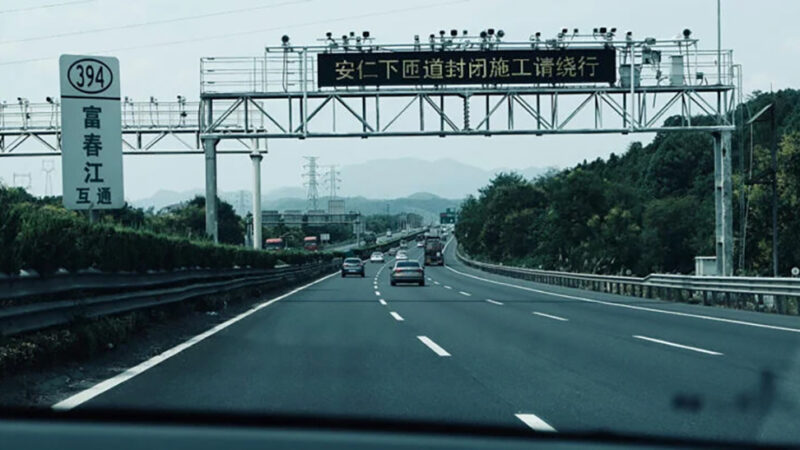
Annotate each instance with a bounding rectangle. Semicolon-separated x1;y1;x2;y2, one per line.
1;32;740;274
198;35;739;275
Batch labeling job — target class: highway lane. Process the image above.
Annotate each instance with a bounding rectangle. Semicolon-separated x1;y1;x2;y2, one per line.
400;242;800;443
76;253;516;426
57;241;800;444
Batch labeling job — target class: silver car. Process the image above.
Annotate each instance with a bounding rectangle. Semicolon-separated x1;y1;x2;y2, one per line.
390;261;425;286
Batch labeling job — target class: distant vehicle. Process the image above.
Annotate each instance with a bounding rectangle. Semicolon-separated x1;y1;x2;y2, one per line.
370;252;385;263
264;238;285;251
395;250;408;260
303;236;318;251
390;261;425;286
386;230;392;238
416;241;424;248
424;235;444;266
341;257;365;278
399;239;408;249
387;247;398;256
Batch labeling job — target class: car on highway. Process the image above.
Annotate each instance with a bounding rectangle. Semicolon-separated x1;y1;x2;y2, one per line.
387;247;398;256
389;260;425;286
370;252;385;263
340;257;365;277
416;241;424;247
395;250;408;260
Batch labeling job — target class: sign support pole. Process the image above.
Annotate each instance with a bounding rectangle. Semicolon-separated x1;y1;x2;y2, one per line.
250;143;263;250
202;99;219;243
713;130;733;276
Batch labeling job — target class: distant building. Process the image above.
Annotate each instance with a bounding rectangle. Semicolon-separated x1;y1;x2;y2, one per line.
328;199;345;214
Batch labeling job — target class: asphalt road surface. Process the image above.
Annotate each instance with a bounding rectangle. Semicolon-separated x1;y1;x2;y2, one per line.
56;239;800;445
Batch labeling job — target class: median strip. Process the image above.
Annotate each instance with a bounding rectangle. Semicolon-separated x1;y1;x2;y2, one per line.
633;335;723;356
417;336;451;357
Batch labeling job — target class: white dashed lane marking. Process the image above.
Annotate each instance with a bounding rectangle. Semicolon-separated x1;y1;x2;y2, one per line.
532;312;568;322
417;336;451;357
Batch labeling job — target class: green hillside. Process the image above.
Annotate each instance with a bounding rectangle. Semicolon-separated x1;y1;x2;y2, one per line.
456;89;800;276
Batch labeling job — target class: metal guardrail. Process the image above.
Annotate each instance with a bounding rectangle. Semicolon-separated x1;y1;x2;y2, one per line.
0;261;339;337
0;267;290;301
455;248;800;315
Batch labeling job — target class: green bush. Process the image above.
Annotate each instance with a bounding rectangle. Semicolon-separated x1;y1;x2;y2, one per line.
0;188;335;275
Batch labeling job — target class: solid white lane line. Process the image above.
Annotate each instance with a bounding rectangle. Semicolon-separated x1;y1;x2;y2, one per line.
434;281;440;285
532;311;568;322
52;270;339;411
417;336;451;356
444;285;452;290
486;299;504;306
390;311;404;321
515;413;557;432
459;291;471;297
375;291;381;296
445;265;800;334
379;299;387;306
633;335;723;356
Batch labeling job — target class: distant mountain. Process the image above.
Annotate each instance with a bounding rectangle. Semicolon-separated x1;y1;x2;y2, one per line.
130;158;554;217
406;192;441;200
130;188;203;211
264;186;305;199
338;157;553;199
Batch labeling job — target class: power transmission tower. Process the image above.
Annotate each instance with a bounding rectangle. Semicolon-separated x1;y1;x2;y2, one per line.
302;156;320;210
13;172;32;191
323;165;341;199
41;159;55;196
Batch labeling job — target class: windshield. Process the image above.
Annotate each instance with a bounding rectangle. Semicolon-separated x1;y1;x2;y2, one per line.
4;1;800;447
396;262;420;268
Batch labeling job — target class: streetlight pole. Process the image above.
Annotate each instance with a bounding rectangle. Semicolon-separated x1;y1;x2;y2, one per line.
746;103;779;277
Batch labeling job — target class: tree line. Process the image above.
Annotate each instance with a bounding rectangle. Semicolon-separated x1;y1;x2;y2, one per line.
456;89;800;276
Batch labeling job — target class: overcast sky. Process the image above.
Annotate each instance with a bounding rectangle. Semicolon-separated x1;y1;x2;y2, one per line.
2;0;799;200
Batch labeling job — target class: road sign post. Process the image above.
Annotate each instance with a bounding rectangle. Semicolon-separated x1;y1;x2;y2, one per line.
59;55;123;210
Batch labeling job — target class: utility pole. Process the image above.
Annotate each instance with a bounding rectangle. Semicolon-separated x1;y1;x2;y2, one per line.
302;156;320;211
770;103;778;277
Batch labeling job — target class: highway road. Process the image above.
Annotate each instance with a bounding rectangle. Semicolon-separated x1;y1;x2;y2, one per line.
54;239;800;444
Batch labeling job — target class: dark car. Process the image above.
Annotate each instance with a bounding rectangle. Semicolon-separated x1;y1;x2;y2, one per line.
390;261;425;286
341;257;365;277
